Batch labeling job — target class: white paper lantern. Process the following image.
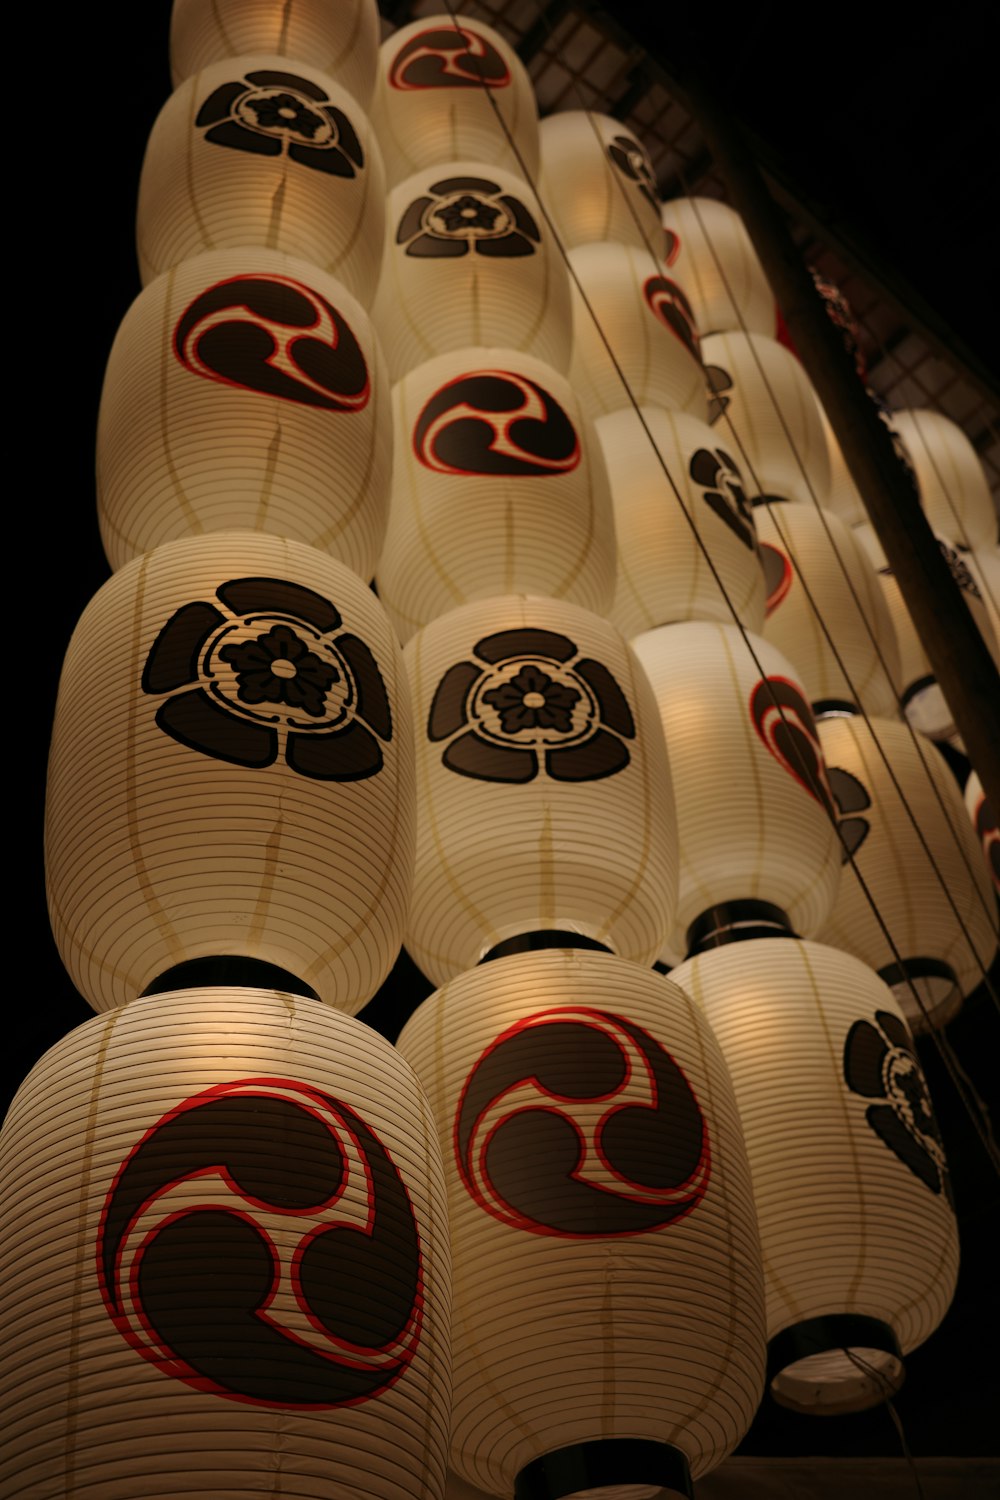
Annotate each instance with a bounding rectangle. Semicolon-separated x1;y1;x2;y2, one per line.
404;596;678;984
169;0;381;107
816;713;998;1030
568;241;708;421
755;501;900;718
371;161;572;382
370;16;539;189
538;111;663;252
137;55;386;306
377;350;616;641
672;939;958;1415
98;248;392;577
596;405;766;635
964;768;1000;896
396;948;765;1497
631;621;842;952
0;989;451;1500
819;407;869;528
45;533;414;1013
659;196;776;338
700;331;831;506
893;408;999;549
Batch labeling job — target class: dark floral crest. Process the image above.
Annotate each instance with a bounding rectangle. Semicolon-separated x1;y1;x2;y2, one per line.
750;675;835;818
826;764;872;861
688;447;756;552
844;1009;951;1198
606;134;659;214
428;628;635;784
396;175;540;259
705;363;733;425
196;69;364;177
142;576;391;781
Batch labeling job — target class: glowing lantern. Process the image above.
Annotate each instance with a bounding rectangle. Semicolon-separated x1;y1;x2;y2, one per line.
396;948;765;1497
370;16;538;189
595;405;766;635
672;939;958;1415
0;988;451;1500
45;533;413;1013
137;55;386;306
371;161;572;381
659;196;775;337
403;596;678;985
893;408;999;550
965;768;1000;895
97;248;391;578
376;350;616;641
538;111;663;252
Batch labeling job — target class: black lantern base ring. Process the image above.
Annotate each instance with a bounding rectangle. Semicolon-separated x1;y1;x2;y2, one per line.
480;931;613;964
768;1314;904;1416
686;900;795;957
141;955;319;999
515;1438;693;1500
877;956;959;1029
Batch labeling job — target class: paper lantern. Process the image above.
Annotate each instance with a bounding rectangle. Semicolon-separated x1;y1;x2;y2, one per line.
893;408;999;549
816;712;997;1030
659;196;775;337
376;350;616;640
45;532;414;1013
755;501;901;718
137;55;385;306
631;620;842;952
595;405;767;635
404;595;678;984
538;110;663;252
0;988;451;1500
371;161;572;382
819;407;868;527
169;0;380;107
965;768;1000;895
396;948;765;1497
370;16;539;189
568;241;708;421
97;248;391;577
700;331;830;505
672;939;958;1415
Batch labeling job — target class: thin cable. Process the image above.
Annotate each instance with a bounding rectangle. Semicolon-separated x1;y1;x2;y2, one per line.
841;1348;928;1500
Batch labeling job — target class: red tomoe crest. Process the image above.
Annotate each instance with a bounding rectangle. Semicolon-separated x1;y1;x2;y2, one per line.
643;274;701;362
389;26;511;90
96;1078;423;1407
454;1007;710;1237
750;675;835;818
760;541;793;616
413;370;580;478
663;229;681;267
174;275;370;413
973;791;1000;893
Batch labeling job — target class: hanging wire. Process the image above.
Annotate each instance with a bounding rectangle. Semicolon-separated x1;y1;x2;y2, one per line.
841;1347;928;1500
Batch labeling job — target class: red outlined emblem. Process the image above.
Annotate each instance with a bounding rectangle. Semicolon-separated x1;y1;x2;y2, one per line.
96;1078;423;1407
413;370;580;478
174;275;370;413
760;541;793;615
454;1007;710;1236
750;675;835;817
972;790;1000;893
643;274;701;362
389;26;511;90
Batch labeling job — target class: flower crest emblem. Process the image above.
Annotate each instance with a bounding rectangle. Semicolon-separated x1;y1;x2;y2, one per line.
688;447;756;552
396;175;540;259
428;628;635;784
844;1009;951;1198
196;69;364;177
606;134;659;214
142;576;391;781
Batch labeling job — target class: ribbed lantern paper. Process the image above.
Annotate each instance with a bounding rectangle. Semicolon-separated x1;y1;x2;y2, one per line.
700;331;830;506
631;621;842;954
377;350;616;641
396;948;765;1498
137;54;385;305
817;713;997;1030
820;408;868;528
659;197;776;338
538;111;663;252
45;532;414;1013
595;405;767;636
404;595;678;984
370;16;539;189
169;0;380;106
97;248;391;577
755;501;900;718
568;241;709;421
965;768;1000;895
893;407;999;549
0;989;451;1500
671;939;958;1415
371;162;572;382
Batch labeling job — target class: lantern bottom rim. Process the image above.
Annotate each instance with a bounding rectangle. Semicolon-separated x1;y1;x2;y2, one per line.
768;1314;903;1415
141;956;318;1000
878;957;960;1033
515;1439;692;1500
686;900;795;957
481;931;614;964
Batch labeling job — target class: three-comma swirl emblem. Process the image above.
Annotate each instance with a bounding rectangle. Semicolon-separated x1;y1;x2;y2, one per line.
174;275;370;413
389;27;510;90
97;1078;423;1406
455;1007;710;1236
413;371;580;478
